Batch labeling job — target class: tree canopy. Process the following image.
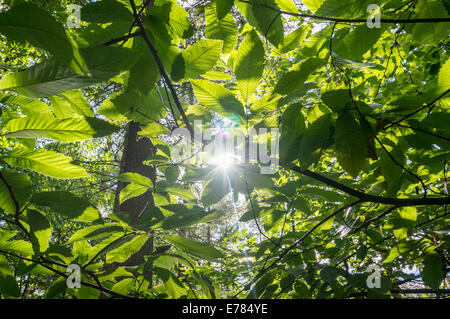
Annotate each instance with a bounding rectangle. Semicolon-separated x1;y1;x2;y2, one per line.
0;0;449;299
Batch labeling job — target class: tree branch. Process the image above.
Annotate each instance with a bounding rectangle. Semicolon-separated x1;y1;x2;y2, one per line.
235;200;362;297
351;205;399;234
129;0;194;136
238;0;450;24
383;88;450;130
102;30;143;47
290;167;450;206
0;171;30;237
0;249;133;299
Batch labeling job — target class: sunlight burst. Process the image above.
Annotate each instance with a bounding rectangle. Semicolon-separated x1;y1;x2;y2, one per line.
209;152;235;170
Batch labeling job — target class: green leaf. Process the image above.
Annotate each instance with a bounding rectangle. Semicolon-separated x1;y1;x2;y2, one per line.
103;89;165;123
217;0;235;19
0;240;33;257
136;207;164;231
106;234;148;263
167;2;194;39
205;3;238;54
275;0;298;13
0;231;20;244
280;103;306;164
263;210;284;231
248;271;275;298
170;53;185;82
234;30;265;103
383;246;400;264
192;79;244;118
202;178;230;207
165;166;180;183
238;0;284;46
5;115;119;142
421;112;450;131
393;227;408;241
51;90;94;118
315;0;372;18
44;278;67;298
144;154;170;166
320;266;340;284
128;51;159;94
0;274;21;298
153;204;221;230
77;283;101;299
278;25;311;53
166;235;225;260
0;4;87;74
0;47;139;98
81;0;133;23
3;148;89;179
163;186;196;202
67;224;124;244
138;122;170;138
0;94;52;115
31;191;100;222
0;169;32;215
26;209;52;252
298;114;334;168
201;70;232;81
0;255;12;277
149;0;193;39
120;183;149;204
333;52;383;70
153;266;187;298
302;187;345;202
302;0;324;12
422;251;444;290
409;0;449;44
334;25;384;60
97;92;129;122
48;95;73;119
78;21;131;47
182;39;223;79
334;113;368;177
379;141;404;196
118;172;152;188
111;277;134;295
274;58;324;95
398;207;417;222
437;58;450;94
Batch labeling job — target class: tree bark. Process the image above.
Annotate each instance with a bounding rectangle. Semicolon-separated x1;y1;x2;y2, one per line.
114;121;156;286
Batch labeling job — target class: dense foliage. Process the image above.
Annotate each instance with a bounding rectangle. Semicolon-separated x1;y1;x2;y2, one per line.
0;0;449;299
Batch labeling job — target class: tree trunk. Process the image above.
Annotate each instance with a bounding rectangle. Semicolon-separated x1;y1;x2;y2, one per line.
114;121;156;286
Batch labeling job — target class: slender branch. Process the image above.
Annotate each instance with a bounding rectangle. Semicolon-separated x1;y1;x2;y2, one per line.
393;123;450;142
0;172;19;214
0;249;132;299
129;0;194;136
0;171;30;237
336;211;450;267
374;1;416;97
383;88;450;130
102;30;143;47
290;167;450;206
351;206;399;234
243;169;280;247
238;0;450;24
329;27;429;195
83;232;136;268
235;200;362;297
